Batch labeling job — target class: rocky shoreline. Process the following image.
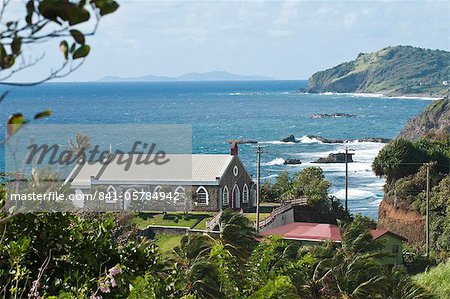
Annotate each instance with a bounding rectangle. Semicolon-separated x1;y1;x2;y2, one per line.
312;153;354;164
226;139;258;144
280;134;391;144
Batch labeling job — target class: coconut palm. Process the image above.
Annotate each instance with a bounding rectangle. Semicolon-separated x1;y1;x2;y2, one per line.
68;133;91;162
171;234;223;298
380;266;432;299
314;217;386;298
219;208;256;260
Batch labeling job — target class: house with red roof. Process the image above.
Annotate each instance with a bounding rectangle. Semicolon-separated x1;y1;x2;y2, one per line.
260;222;406;265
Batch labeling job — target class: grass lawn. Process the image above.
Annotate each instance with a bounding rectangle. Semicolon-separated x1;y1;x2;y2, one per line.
244;213;270;223
260;202;280;207
134;212;214;229
191;216;213;230
190;213;271;229
133;211;270;230
414;260;450;299
154;234;183;253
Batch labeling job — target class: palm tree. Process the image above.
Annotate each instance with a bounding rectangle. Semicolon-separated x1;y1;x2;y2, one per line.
68;133;91;162
219;208;256;260
171;235;223;298
315;217;386;298
380;266;432;299
323;251;384;298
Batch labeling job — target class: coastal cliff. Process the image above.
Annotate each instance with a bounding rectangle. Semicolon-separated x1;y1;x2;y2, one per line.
376;98;450;244
399;97;450;140
378;201;425;244
306;46;450;98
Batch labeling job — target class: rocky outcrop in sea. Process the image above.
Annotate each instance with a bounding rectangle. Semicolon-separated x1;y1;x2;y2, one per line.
306;135;391;144
312;153;354;163
283;159;302;165
226;139;258;144
280;135;297;143
280;134;391;144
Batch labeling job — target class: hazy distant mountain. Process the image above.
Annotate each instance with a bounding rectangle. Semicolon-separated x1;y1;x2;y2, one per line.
98;71;275;82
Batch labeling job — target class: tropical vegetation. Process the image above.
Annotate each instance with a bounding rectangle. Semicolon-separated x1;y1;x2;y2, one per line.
0;203;435;298
415;260;450;299
372;136;450;255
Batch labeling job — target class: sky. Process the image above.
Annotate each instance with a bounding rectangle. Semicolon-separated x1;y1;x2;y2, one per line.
4;0;450;82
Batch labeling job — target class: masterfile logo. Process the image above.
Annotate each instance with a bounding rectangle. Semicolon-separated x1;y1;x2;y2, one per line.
4;124;193;212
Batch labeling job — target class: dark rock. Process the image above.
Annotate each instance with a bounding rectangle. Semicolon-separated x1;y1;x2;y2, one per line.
281;135;298;143
358;137;391;143
307;135;391;144
283;159;302;165
226;139;258;144
310;113;357;119
307;135;346;143
313;153;354;163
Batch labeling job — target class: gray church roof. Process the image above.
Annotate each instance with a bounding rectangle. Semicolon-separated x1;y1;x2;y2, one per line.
67;154;236;188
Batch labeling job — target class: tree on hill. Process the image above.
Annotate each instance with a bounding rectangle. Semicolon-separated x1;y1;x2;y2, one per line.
372;137;449;183
261;167;331;204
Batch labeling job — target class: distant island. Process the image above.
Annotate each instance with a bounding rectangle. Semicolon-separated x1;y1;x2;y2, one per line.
98;71;275;82
304;45;450;98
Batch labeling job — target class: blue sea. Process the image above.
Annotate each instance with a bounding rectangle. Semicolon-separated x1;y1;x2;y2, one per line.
0;81;432;218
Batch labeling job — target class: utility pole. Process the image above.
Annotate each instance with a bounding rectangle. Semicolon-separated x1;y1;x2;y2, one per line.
256;145;261;233
344;147;349;212
425;161;437;257
254;144;268;234
424;162;434;257
426;163;430;257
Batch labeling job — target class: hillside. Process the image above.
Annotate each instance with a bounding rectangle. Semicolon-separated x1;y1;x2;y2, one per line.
375;99;450;244
306;46;450;97
399;97;450;140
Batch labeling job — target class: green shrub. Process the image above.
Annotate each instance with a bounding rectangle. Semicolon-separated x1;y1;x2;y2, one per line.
415;260;450;299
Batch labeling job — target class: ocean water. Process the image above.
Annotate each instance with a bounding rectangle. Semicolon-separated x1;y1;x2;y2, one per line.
0;81;432;218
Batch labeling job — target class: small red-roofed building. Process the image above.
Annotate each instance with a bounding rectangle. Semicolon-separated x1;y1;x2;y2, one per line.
260;222;406;265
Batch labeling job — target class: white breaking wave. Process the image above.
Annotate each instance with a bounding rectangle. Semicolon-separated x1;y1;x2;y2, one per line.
264;158;285;166
262;174;278;180
298;135;323;144
332;188;376;199
228;92;268;96
318;92;385;98
318;92;438;101
315;162;373;173
260;135;324;145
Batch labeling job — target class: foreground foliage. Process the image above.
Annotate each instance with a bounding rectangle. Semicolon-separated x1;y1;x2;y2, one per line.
0;207;436;298
414;260;450;299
